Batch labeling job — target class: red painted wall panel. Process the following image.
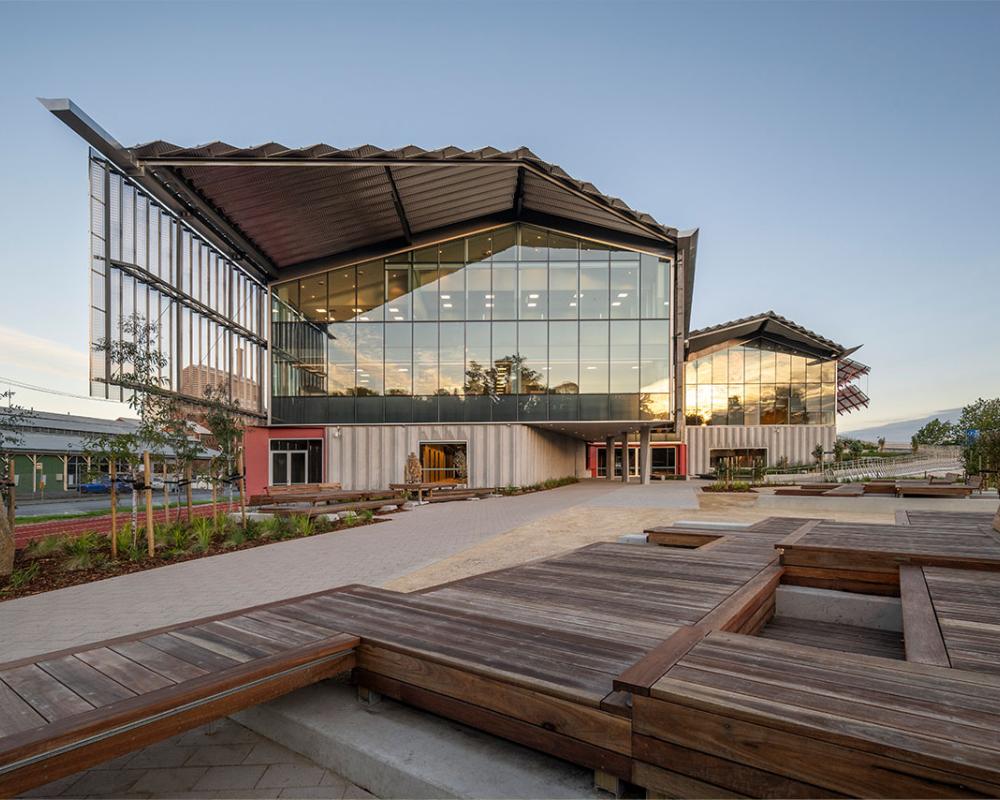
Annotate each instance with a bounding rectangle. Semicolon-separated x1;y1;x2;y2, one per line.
244;426;326;497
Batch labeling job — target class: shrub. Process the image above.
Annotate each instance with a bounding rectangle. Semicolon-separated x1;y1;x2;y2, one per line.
288;514;316;538
3;562;40;593
156;522;192;558
190;517;215;553
358;509;374;523
223;525;247;549
115;524;143;561
62;532;108;572
258;516;286;541
341;511;359;527
24;534;65;560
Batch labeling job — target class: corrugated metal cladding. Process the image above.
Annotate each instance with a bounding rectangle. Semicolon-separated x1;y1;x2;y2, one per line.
684;425;836;476
326;424;584;490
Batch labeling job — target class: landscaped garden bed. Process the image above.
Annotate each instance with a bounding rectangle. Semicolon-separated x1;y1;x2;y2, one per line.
0;511;383;602
497;476;579;496
701;480;757;493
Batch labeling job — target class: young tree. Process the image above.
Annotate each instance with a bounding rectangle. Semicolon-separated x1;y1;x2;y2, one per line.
92;313;170;557
811;443;825;465
0;392;32;577
833;439;847;463
160;400;206;521
877;437;886;453
203;384;249;527
83;431;139;559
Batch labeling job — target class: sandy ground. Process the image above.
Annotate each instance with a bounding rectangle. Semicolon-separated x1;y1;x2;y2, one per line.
385;488;898;593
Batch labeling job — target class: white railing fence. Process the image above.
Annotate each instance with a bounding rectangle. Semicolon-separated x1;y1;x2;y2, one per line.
766;453;964;484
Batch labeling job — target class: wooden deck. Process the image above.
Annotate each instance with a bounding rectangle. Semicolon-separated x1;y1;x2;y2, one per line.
0;596;358;796
5;508;1000;797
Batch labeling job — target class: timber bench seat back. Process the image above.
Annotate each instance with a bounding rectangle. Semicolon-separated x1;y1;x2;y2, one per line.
0;597;359;796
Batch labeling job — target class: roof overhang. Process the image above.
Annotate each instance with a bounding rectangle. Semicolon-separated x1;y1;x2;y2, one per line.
41;98;682;288
687;311;850;361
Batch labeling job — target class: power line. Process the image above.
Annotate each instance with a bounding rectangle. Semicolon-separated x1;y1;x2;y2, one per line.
0;376;123;404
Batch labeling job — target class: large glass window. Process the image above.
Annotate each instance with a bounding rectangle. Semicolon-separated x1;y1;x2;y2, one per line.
684;339;836;426
271;224;674;423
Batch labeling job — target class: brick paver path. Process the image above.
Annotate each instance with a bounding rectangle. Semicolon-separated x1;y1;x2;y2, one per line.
2;481;626;662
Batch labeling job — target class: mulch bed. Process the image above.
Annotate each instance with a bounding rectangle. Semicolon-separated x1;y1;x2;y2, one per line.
1;516;386;603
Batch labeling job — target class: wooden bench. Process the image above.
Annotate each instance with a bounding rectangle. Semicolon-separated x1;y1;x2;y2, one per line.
425;487;494;503
263;498;407;518
250;490;401;508
0;598;358;796
389;482;465;503
632;630;1000;798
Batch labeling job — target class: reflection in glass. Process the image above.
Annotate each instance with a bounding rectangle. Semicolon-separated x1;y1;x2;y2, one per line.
413;323;438;395
272;224;675;423
517;321;547;394
580;321;608;393
610;321;639;392
384;323;412;395
518;262;547;320
355;323;384;395
610;262;639;319
439;322;464;395
549;321;578;394
355;261;384;322
328;323;355;396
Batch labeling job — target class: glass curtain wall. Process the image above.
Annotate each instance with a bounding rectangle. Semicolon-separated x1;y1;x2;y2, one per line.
271;224;672;424
683;340;837;426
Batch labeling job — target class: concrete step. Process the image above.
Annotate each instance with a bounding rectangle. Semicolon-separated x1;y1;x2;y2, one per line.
233;680;605;799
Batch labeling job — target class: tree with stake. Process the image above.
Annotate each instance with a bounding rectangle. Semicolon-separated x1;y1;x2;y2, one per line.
0;392;32;577
83;431;139;560
203;384;249;528
92;313;170;557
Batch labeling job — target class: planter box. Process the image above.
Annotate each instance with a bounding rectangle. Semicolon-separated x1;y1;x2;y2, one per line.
697;490;759;511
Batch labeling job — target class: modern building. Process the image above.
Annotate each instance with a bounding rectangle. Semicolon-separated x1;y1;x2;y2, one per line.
44;99;868;493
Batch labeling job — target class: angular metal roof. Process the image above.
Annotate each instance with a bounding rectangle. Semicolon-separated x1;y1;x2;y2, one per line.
125;139;678;274
687;311;849;358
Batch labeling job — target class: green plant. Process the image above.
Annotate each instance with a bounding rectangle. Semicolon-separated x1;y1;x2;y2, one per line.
358;509;375;523
23;534;65;560
341;511;359;527
222;525;247;549
190;517;215;553
288;514;316;537
61;532;107;572
3;561;40;593
115;524;143;561
155;521;192;558
242;519;261;541
258;516;286;540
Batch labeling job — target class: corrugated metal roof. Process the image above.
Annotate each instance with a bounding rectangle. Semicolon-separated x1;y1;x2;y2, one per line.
687;311;847;355
128;140;678;271
1;411;217;458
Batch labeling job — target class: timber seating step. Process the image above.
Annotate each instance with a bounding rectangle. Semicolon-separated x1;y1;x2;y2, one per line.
261;498;406;517
635;629;1000;798
424;488;494;502
0;595;358;796
250;489;402;508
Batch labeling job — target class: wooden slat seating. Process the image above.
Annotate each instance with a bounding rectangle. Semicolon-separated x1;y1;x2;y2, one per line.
923;566;1000;675
250;483;342;503
900;510;996;531
778;519;1000;596
263;497;407;518
250;489;403;508
424;487;494;503
632;630;1000;798
0;594;359;796
389;482;464;503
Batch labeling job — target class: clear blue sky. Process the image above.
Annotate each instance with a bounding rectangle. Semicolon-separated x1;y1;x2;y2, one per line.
1;0;997;430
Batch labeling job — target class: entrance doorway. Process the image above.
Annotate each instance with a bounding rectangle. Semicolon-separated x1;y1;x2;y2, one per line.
596;446;640;478
270;439;323;485
419;442;468;484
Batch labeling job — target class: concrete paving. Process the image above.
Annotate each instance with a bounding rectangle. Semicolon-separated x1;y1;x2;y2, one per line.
2;481;622;662
20;718;370;800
